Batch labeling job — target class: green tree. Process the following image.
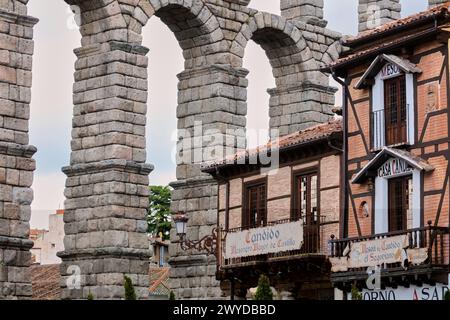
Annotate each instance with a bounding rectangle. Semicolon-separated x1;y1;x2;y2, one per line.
148;185;172;240
351;283;362;300
254;274;273;300
444;290;450;300
124;276;137;300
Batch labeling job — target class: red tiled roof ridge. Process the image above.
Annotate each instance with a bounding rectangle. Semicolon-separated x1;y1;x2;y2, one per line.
345;2;450;44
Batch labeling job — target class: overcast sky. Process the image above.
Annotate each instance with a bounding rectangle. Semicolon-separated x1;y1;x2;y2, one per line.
27;0;428;228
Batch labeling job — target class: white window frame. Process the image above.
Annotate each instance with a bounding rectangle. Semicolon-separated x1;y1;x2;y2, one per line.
372;66;415;150
374;165;421;234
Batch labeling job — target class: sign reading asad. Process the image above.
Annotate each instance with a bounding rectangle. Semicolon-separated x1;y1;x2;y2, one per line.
378;158;412;178
224;221;303;259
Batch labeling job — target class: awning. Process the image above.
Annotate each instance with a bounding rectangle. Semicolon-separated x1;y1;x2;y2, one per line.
354;54;422;89
352;147;434;184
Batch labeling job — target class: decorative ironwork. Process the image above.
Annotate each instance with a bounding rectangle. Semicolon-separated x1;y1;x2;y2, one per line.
179;228;219;256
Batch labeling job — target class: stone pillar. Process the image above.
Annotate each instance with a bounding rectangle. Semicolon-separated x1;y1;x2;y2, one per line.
0;0;38;299
268;82;337;136
429;0;448;8
59;41;152;300
281;0;327;27
358;0;401;33
168;65;248;300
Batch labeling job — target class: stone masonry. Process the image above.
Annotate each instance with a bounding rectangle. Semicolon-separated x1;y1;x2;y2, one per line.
358;0;401;33
0;0;343;299
0;0;38;299
429;0;448;8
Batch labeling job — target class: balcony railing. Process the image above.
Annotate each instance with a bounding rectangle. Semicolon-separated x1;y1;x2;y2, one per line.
219;216;327;268
329;222;449;275
371;105;410;150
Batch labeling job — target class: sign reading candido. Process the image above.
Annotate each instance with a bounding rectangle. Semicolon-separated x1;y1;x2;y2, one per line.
224;221;303;259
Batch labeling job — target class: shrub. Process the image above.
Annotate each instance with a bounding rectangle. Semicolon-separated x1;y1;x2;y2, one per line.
124;276;137;300
351;284;362;300
254;274;273;300
87;292;94;300
444;290;450;300
169;291;176;300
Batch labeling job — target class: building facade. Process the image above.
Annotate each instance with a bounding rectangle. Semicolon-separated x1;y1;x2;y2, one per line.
203;120;342;299
30;210;65;265
326;3;450;300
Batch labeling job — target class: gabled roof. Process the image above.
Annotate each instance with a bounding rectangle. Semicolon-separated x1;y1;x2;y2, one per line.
354;54;422;89
325;3;450;72
345;3;450;45
352;147;434;184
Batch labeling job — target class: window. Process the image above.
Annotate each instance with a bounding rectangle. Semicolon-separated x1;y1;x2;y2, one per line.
293;172;319;252
388;176;412;232
243;180;267;228
293;172;318;223
384;75;407;146
371;61;416;150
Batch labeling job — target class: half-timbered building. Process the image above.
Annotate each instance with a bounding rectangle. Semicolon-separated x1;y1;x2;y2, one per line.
202;120;342;300
325;4;450;300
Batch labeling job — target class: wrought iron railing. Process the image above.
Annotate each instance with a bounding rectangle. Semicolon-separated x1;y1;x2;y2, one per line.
329;221;449;272
219;216;328;268
371;105;410;150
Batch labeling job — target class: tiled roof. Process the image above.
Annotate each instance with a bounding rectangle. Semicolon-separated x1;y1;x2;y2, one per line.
149;267;170;296
346;3;450;45
327;3;450;70
202;119;343;171
31;264;62;300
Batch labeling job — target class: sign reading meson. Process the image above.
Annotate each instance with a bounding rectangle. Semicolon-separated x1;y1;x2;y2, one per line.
224;221;303;259
378;158;412;178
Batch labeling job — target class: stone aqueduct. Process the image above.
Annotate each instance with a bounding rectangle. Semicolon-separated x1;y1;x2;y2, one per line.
0;0;346;299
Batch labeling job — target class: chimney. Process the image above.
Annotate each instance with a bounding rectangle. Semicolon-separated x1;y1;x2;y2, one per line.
429;0;448;8
358;0;401;33
281;0;327;27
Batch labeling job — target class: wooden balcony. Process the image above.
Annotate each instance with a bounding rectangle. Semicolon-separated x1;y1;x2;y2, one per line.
215;216;335;295
329;222;450;289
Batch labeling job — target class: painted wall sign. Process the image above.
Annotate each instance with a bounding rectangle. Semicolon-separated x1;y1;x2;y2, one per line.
381;63;402;79
348;283;449;300
348;235;408;268
378;157;412;178
224;221;303;259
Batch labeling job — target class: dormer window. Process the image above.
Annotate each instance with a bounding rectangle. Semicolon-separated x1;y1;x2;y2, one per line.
355;54;422;150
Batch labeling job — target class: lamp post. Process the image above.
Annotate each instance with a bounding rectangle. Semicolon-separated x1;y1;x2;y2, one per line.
172;211;219;255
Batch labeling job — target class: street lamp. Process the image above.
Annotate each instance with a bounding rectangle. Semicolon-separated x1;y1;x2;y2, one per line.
172;211;219;255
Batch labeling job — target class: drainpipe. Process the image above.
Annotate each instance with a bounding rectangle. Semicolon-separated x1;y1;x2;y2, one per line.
331;69;349;239
214;168;232;299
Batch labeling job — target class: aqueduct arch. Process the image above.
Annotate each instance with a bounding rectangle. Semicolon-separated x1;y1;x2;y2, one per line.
0;0;342;299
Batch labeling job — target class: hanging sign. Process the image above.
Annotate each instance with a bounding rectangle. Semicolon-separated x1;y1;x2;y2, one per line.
381;63;402;79
378;157;412;178
348;235;408;268
224;221;303;259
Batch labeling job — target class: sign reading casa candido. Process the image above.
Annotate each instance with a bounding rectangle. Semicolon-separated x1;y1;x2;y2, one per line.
224;221;303;259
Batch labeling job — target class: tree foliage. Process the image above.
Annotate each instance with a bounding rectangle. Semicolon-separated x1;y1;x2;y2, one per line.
254;274;273;300
444;290;450;300
124;276;137;300
351;283;362;300
147;185;172;240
